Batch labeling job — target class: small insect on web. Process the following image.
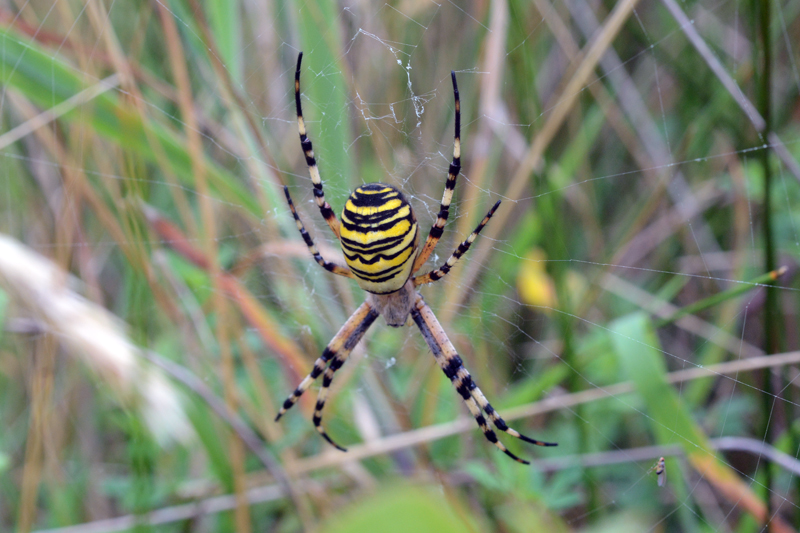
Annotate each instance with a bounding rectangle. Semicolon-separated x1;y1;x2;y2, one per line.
275;52;557;464
649;456;666;487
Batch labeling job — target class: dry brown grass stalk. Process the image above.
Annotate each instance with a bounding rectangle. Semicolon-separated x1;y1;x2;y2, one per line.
283;350;800;473
446;0;643;315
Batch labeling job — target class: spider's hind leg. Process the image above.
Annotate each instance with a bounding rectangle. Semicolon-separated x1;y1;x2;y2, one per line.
312;364;348;451
311;304;379;451
410;293;556;464
458;381;531;464
275;355;328;422
275;301;379;452
470;384;557;448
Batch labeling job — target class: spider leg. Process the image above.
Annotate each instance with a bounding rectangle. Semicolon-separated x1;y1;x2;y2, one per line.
411;294;555;464
311;303;378;451
412;71;461;273
295;52;341;239
414;200;500;286
275;301;379;452
470;386;557;447
284;186;355;278
312;367;346;451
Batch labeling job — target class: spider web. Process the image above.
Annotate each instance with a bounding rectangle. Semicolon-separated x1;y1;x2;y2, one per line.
1;0;800;531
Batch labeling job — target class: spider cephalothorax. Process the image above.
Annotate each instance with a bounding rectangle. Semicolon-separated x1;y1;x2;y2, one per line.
276;52;556;463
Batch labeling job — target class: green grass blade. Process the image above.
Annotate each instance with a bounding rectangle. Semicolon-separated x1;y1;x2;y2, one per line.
655;267;787;328
206;0;243;84
294;1;352;197
611;312;772;527
0;28;260;215
320;484;479;533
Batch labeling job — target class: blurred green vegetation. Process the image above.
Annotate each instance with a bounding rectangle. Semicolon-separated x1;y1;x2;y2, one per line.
1;0;799;531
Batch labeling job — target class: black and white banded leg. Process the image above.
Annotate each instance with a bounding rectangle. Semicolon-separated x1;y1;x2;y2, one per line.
311;303;378;450
410;293;556;464
276;301;379;451
413;71;462;272
295;52;341;239
414;200;500;286
284;186;355;279
470;385;556;448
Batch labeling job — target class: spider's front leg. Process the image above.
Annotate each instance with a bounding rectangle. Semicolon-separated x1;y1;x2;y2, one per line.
414;200;500;286
295;52;341;239
283;186;355;279
410;293;556;464
275;301;379;451
412;71;462;273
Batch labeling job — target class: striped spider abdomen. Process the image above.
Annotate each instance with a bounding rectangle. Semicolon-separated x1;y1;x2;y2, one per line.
339;183;419;295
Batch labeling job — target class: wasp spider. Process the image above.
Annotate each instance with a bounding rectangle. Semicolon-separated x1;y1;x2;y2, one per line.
276;52;557;464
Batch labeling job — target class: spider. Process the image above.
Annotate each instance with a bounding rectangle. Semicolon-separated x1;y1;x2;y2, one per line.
275;52;557;464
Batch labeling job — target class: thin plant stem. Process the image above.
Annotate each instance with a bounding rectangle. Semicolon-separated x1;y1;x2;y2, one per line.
755;0;778;519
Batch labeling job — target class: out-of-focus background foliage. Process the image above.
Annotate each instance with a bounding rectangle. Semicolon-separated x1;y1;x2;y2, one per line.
1;0;800;531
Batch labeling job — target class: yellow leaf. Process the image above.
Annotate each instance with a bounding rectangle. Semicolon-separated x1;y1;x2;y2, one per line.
516;250;556;309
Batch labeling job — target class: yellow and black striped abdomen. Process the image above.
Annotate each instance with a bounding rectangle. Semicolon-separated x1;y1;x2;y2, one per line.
340;184;418;294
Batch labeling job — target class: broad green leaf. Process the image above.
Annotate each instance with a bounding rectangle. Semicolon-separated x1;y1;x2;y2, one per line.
495;500;570;533
611;313;709;451
611;313;772;528
320;483;480;533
